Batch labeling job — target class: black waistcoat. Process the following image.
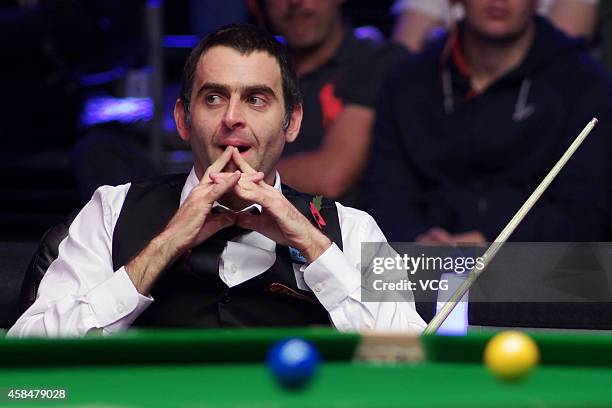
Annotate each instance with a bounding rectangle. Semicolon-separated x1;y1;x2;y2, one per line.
111;174;343;328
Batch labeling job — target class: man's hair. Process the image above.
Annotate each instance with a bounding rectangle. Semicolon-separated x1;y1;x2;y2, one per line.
180;23;301;129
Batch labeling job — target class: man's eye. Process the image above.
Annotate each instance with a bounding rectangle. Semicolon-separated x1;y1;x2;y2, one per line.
248;96;266;107
206;95;222;104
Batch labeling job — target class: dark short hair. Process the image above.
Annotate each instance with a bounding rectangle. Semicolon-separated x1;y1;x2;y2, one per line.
180;24;301;127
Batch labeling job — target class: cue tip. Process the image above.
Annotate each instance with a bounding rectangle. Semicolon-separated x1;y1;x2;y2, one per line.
591;117;598;126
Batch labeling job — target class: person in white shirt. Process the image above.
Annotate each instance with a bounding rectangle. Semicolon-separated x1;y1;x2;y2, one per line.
9;24;426;337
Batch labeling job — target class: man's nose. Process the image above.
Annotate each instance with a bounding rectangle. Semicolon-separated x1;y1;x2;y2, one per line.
222;97;246;129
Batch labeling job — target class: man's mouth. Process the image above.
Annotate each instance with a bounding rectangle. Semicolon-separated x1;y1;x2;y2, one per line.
217;136;255;154
285;11;314;20
484;6;510;19
219;144;250;153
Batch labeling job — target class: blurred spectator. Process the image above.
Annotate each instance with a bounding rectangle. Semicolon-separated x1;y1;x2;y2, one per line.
392;0;599;52
545;0;599;40
363;0;612;243
247;0;407;205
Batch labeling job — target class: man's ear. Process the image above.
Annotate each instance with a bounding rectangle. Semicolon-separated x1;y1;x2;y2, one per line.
174;99;190;142
284;103;303;143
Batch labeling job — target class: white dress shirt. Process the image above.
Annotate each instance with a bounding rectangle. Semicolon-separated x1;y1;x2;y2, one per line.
9;169;426;337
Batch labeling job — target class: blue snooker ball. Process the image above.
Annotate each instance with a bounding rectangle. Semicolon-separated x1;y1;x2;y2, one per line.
267;338;321;388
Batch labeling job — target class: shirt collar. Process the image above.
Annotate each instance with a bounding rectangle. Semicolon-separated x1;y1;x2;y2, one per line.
441;17;543;93
449;27;471;78
300;27;354;78
179;167;282;212
440;26;480;100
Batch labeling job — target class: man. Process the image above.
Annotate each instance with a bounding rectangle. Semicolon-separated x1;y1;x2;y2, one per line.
247;0;407;204
392;0;600;52
10;24;425;337
364;0;612;243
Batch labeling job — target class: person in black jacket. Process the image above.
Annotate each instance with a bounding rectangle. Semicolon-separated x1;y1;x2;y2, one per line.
364;0;612;243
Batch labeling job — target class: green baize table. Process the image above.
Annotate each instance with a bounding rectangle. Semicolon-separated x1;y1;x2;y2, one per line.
1;328;612;407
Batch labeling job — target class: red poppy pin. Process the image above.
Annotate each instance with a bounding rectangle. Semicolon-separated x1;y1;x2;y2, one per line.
309;195;326;229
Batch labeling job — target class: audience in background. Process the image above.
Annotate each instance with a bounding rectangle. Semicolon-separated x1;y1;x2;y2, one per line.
364;0;612;243
247;0;407;206
392;0;600;52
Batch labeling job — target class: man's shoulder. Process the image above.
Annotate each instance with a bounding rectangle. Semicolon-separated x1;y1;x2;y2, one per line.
334;201;377;224
533;18;612;92
127;173;189;191
115;174;189;216
536;47;612;109
84;174;187;210
385;38;445;86
333;202;386;243
564;51;612;89
281;187;376;224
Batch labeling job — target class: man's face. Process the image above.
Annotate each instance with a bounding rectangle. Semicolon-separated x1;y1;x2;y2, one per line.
175;46;301;181
460;0;537;43
261;0;344;50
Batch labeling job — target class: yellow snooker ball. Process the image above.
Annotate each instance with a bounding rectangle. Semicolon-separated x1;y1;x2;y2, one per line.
484;331;540;381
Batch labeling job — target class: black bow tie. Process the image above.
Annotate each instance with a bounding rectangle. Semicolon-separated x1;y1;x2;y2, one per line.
185;207;261;278
210;205;261;240
211;224;251;242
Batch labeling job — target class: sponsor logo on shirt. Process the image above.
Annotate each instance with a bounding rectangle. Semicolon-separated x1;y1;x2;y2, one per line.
319;83;343;129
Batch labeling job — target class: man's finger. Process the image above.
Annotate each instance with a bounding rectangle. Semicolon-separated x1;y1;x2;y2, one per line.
428;227;452;242
451;231;486;245
210;171;265;184
208;170;241;202
257;180;278;192
233;177;268;204
202;146;234;183
231;147;258;174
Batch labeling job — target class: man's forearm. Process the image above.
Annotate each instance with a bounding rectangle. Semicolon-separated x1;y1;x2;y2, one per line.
302;242;427;332
278;105;374;198
125;231;182;296
278;151;345;197
298;229;333;263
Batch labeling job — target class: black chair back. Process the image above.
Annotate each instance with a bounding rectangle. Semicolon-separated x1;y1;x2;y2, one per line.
0;242;38;328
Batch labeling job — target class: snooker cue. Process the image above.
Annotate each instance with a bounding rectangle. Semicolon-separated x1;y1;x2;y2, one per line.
424;118;599;334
